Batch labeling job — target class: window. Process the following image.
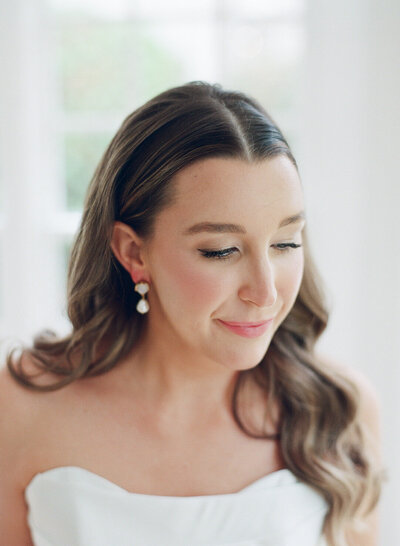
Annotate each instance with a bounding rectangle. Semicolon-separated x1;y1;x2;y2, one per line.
0;0;305;351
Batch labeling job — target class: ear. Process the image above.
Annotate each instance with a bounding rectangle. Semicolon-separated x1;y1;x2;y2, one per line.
110;221;150;284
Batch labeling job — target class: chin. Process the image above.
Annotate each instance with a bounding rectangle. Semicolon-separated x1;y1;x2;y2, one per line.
221;344;271;372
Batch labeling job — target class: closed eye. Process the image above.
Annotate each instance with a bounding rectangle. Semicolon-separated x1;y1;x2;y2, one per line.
198;243;302;260
199;247;238;260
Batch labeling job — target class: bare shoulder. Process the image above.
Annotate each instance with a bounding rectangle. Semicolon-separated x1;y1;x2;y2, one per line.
316;351;381;415
0;357;50;546
0;353;65;412
316;351;383;467
0;359;40;429
0;352;88;544
0;353;76;473
316;352;383;545
0;357;53;474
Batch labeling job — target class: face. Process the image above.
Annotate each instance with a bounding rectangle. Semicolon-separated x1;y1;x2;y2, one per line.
142;156;305;371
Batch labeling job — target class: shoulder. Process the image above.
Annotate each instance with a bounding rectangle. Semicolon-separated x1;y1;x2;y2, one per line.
0;359;47;464
315;351;380;409
316;351;379;397
0;361;49;544
0;358;41;423
0;355;74;473
316;352;383;545
315;351;382;461
0;355;83;495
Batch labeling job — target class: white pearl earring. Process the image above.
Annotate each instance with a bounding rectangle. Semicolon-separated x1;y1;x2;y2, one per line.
134;281;150;314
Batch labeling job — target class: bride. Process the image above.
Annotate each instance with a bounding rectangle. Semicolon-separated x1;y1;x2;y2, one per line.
0;81;385;546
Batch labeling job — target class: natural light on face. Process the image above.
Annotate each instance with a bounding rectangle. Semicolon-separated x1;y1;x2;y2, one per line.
144;155;306;372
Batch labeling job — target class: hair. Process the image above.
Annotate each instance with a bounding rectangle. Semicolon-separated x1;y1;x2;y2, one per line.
6;81;385;545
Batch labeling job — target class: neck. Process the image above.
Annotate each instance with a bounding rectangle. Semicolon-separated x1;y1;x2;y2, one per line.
116;321;242;427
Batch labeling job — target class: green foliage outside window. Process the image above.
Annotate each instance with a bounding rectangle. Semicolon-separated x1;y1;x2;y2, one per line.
64;132;112;211
58;18;183;112
58;16;184;211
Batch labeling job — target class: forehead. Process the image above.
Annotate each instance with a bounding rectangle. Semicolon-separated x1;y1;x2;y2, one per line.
158;156;303;232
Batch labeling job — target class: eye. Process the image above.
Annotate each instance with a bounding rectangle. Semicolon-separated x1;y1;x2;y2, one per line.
273;243;302;253
198;247;238;260
198;243;302;261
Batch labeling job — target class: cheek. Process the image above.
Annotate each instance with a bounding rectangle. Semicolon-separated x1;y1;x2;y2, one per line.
154;248;225;311
277;253;304;307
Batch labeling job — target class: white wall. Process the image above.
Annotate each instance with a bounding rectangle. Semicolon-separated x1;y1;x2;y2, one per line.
298;0;400;543
0;0;63;350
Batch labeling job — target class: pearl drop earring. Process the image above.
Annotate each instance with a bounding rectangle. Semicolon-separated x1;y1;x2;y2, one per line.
134;281;150;314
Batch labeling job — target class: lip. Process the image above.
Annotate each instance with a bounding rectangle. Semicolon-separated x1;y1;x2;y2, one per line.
219;320;274;327
217;318;274;338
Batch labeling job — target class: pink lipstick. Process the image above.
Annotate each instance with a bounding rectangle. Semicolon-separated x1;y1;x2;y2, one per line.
217;319;274;338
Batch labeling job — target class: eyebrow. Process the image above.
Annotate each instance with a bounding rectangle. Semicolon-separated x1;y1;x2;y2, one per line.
183;212;306;235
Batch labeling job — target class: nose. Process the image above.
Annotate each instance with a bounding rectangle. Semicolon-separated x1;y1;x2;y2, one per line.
238;255;278;308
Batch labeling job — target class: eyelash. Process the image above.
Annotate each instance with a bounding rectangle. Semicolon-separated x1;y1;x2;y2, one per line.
199;243;303;260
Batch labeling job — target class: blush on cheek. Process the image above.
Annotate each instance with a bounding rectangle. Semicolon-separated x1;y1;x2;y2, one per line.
155;247;224;312
173;260;224;308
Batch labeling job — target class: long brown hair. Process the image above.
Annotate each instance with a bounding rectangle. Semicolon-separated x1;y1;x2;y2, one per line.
6;81;384;545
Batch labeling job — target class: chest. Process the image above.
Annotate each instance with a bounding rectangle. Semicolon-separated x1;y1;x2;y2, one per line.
27;380;284;496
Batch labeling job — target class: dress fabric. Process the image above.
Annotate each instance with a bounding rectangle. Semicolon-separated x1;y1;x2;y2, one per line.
25;466;329;546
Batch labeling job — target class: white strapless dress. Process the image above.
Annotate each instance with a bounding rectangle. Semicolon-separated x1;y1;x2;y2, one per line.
25;466;329;546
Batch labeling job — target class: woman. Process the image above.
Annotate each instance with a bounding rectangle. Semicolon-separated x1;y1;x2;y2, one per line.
0;81;385;545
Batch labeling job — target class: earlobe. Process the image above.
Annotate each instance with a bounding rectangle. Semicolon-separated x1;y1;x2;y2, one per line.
110;221;147;279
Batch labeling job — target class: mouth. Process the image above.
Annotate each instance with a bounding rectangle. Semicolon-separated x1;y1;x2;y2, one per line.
219;320;274;327
217;318;275;338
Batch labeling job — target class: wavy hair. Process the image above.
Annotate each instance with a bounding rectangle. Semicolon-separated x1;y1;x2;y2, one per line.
6;81;384;545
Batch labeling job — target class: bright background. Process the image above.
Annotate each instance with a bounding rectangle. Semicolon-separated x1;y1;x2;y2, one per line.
0;1;399;543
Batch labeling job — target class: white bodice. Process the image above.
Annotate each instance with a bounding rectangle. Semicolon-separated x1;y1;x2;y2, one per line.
25;466;329;546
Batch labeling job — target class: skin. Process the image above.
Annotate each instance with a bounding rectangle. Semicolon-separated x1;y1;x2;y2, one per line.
110;155;306;429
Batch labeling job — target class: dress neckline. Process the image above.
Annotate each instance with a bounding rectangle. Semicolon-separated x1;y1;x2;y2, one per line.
25;465;297;500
